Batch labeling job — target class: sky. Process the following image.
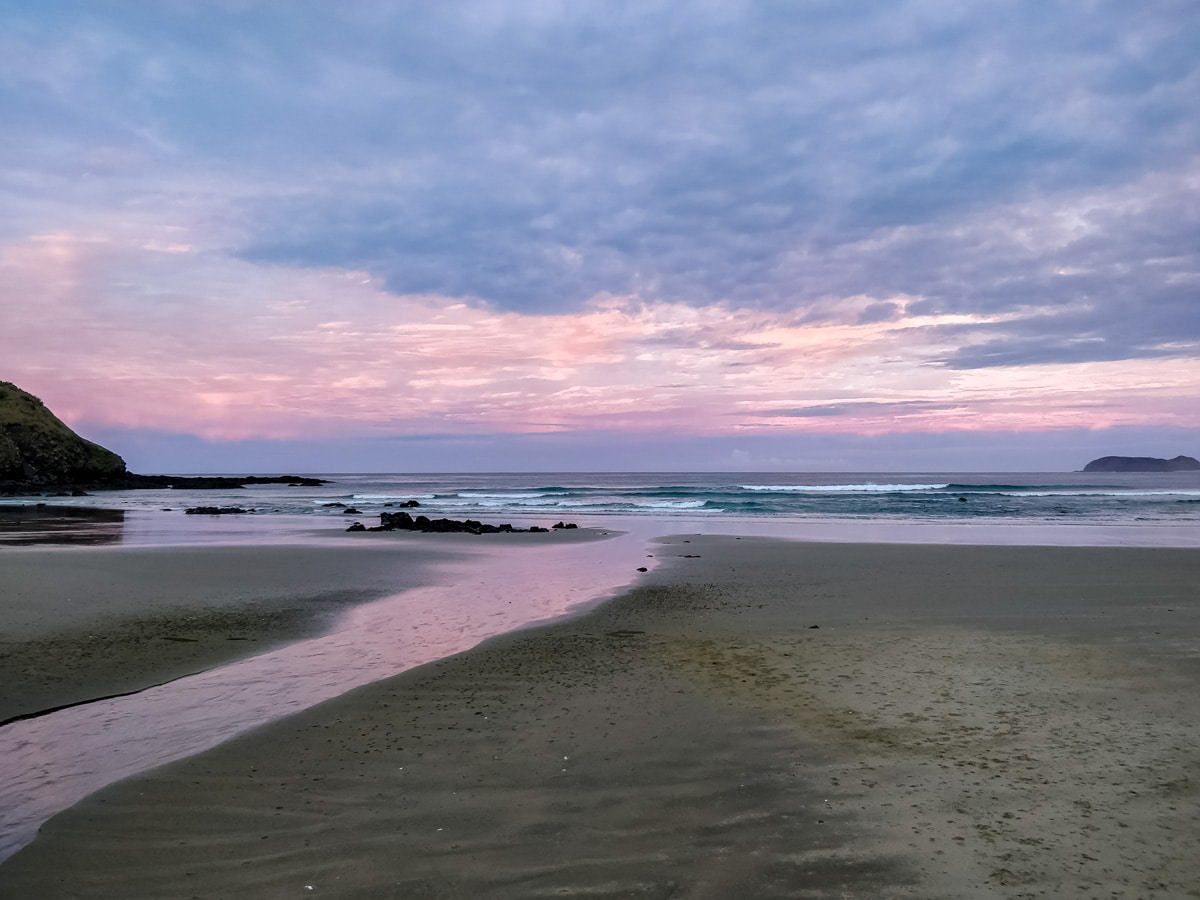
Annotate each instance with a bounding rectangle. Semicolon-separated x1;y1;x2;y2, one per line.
1;1;1197;472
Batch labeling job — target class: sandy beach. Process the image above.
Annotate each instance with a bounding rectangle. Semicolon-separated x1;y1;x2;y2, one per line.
1;536;1198;897
0;540;472;725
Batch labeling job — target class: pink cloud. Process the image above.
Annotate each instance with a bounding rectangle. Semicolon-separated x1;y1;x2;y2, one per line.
3;231;1198;442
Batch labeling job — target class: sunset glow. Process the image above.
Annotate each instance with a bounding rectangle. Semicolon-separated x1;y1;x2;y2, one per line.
2;3;1196;471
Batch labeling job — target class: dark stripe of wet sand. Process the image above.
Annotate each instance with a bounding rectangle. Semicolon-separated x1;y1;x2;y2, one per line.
0;542;467;724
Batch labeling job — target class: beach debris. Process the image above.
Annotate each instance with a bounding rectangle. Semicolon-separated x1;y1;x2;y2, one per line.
184;506;249;515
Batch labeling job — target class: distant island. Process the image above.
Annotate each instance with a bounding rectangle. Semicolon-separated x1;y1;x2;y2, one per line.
1;380;327;494
1082;455;1200;473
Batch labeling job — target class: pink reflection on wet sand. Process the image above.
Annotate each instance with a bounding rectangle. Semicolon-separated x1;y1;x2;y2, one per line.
0;530;645;861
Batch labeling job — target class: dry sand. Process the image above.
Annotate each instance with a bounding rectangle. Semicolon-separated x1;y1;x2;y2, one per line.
1;537;1198;898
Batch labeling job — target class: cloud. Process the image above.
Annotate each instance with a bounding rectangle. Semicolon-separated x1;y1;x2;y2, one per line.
1;1;1197;464
760;401;963;419
3;232;1197;445
3;2;1196;330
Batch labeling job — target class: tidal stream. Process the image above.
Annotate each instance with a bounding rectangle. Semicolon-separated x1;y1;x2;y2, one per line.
0;529;646;862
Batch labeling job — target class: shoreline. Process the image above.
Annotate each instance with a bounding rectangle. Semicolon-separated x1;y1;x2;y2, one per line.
2;536;1197;896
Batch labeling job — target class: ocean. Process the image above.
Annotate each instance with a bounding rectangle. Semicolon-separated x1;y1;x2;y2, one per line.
3;470;1199;546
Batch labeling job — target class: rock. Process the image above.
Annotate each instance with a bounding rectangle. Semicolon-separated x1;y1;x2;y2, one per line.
121;474;330;489
345;521;367;532
400;499;421;507
343;507;362;514
184;506;249;515
551;521;579;529
373;510;551;535
1082;455;1200;473
0;381;332;495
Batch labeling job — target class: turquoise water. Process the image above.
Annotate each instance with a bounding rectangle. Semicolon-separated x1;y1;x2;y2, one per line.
6;471;1199;522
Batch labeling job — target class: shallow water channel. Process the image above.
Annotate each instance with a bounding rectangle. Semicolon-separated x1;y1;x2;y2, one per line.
0;528;650;862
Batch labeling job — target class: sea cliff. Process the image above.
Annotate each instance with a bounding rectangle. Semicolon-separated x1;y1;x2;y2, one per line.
0;381;326;494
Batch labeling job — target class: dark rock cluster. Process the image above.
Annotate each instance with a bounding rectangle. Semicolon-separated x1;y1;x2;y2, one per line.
347;510;578;535
184;506;249;515
129;474;328;489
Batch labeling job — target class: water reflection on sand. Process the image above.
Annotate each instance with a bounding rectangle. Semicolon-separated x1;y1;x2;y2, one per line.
0;506;126;546
0;528;644;862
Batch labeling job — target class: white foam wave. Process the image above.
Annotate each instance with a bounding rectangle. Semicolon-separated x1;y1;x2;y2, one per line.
630;499;708;509
455;492;549;499
1003;490;1200;498
350;494;437;501
435;498;589;509
740;483;950;493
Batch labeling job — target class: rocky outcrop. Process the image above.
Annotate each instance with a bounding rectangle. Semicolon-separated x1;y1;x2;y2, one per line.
0;382;127;488
0;381;330;494
1083;455;1200;473
351;510;567;535
124;474;329;489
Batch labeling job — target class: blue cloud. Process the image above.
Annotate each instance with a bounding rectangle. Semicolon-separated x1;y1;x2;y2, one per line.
2;0;1197;367
757;401;963;419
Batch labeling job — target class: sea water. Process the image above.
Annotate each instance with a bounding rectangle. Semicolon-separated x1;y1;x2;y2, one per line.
3;471;1199;547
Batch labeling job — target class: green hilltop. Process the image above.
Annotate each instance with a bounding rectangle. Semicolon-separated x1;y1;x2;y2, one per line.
0;381;127;487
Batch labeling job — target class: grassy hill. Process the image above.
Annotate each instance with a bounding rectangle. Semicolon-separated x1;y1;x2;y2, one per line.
0;381;127;487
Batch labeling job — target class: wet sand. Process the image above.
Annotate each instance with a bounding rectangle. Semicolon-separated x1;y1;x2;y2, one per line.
0;541;471;724
1;538;1198;897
